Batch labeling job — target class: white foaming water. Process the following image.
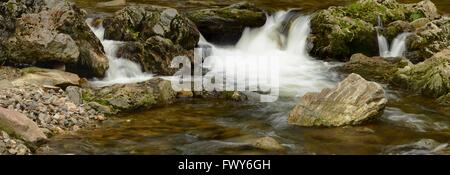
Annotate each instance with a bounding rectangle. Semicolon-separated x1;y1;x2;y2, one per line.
200;12;336;97
378;32;410;57
86;19;152;87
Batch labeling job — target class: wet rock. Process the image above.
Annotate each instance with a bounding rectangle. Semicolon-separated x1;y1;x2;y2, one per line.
340;53;412;82
0;0;109;78
309;0;440;60
392;48;450;98
102;5;199;75
12;67;80;89
82;78;176;113
438;93;450;106
288;73;387;127
186;2;267;44
251;137;285;152
406;17;450;63
383;139;447;155
0;107;47;144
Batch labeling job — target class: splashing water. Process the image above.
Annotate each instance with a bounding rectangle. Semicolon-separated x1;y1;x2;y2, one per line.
376;17;410;57
200;12;337;97
86;19;152;87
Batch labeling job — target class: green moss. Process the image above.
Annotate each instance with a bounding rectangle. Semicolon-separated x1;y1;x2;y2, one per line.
409;11;425;22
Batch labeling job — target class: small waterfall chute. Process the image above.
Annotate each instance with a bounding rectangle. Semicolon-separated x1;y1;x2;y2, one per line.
86;19;152;87
376;16;410;57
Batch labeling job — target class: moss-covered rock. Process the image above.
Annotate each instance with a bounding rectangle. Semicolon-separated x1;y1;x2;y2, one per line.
405;17;450;63
81;78;176;114
309;0;439;61
186;2;267;44
340;53;411;82
103;5;199;50
392;48;450;98
102;5;199;76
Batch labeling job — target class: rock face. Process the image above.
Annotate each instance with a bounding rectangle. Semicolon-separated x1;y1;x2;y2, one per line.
0;107;47;144
186;2;267;44
0;0;108;78
309;0;439;60
288;73;387;127
393;48;450;98
102;5;199;75
340;53;411;82
82;78;176;113
406;17;450;63
12;67;80;89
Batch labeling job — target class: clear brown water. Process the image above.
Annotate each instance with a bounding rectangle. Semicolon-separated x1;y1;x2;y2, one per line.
40;0;450;155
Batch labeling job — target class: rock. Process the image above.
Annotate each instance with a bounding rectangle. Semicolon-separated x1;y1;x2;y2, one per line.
392;48;450;98
288;73;387;127
383;20;414;41
66;86;82;105
186;2;267;44
438;93;450;106
82;78;176;112
340;53;412;82
0;107;47;144
410;18;431;29
0;0;109;78
97;0;126;7
309;0;440;60
412;0;440;20
12;67;80;89
251;137;285;152
117;36;193;75
102;5;199;75
384;139;447;155
87;102;114;115
406;17;450;63
177;90;194;98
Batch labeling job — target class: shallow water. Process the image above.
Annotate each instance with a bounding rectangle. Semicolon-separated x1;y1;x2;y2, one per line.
41;0;450;155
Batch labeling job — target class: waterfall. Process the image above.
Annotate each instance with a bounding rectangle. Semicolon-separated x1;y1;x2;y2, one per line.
376;16;410;57
199;12;335;97
86;19;152;87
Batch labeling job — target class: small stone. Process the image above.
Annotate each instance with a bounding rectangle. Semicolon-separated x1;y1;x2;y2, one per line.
252;137;285;152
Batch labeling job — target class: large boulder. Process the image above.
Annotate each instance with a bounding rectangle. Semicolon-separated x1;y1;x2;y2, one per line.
102;5;199;75
340;53;411;82
392;48;450;98
309;0;439;60
82;78;176;113
0;107;47;144
405;17;450;63
186;2;267;44
12;67;80;89
0;0;109;78
288;73;387;127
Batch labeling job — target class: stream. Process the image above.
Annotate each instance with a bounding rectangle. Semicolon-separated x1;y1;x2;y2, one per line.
39;0;450;155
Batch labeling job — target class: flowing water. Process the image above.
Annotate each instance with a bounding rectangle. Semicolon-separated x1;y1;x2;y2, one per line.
86;19;153;87
41;9;450;155
377;16;410;58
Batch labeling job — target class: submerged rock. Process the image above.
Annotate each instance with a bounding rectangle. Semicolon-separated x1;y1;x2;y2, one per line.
309;0;440;60
392;48;450;98
288;73;387;127
383;139;447;155
251;137;285;152
82;78;176;113
102;5;199;75
186;2;267;44
0;0;109;78
0;107;47;144
340;53;411;82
